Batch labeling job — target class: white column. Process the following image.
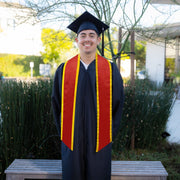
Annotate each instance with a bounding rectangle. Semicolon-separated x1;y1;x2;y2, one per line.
146;41;166;85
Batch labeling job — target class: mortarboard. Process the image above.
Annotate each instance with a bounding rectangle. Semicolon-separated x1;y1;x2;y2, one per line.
67;11;109;56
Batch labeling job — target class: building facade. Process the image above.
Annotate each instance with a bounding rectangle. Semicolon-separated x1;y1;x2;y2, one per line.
0;2;42;56
145;23;180;84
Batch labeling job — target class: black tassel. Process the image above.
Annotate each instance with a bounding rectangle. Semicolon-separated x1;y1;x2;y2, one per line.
102;27;104;57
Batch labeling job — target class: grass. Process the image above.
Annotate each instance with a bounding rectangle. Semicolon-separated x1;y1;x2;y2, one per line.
112;142;180;180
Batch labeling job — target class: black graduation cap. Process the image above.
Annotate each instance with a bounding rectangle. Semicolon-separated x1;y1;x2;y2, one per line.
67;11;109;56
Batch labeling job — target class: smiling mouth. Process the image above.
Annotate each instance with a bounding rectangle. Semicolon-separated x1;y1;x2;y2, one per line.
83;43;91;47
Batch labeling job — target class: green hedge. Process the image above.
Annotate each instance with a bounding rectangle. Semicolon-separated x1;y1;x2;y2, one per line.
113;80;175;151
0;54;43;77
0;79;175;179
0;79;60;179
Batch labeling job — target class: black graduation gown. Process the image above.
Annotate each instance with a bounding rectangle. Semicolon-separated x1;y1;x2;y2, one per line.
52;59;124;180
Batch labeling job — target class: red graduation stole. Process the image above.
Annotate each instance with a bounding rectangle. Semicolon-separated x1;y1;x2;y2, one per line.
61;54;112;152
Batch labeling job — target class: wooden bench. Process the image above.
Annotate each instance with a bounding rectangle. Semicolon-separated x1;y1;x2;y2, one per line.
5;159;168;180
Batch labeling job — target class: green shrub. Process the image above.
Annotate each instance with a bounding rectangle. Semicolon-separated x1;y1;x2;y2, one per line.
0;80;60;179
0;54;43;77
0;78;175;179
113;79;175;150
0;72;3;79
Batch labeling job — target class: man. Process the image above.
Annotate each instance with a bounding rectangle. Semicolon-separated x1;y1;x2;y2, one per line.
52;11;124;180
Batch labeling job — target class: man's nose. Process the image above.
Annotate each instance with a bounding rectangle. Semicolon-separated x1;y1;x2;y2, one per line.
84;36;91;41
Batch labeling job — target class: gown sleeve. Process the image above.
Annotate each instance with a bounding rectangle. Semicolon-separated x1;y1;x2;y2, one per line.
111;63;124;140
51;63;64;136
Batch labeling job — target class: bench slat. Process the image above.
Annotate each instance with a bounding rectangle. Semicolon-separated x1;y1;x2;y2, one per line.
5;159;168;180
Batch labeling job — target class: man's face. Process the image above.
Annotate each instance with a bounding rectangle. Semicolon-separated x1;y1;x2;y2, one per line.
75;29;101;55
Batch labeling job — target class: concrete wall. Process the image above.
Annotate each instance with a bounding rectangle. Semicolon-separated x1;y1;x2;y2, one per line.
146;41;165;84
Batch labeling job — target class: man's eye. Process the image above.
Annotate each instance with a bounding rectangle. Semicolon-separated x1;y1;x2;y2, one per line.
80;34;86;37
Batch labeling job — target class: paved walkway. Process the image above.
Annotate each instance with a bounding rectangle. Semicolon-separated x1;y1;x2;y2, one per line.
166;99;180;144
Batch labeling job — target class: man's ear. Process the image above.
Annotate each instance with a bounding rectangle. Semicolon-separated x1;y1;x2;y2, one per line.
97;36;101;45
75;37;78;43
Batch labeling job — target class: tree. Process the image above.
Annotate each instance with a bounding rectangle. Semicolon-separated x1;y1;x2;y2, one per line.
4;0;178;64
41;28;76;65
135;41;146;70
6;0;151;63
2;0;179;151
3;0;179;64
